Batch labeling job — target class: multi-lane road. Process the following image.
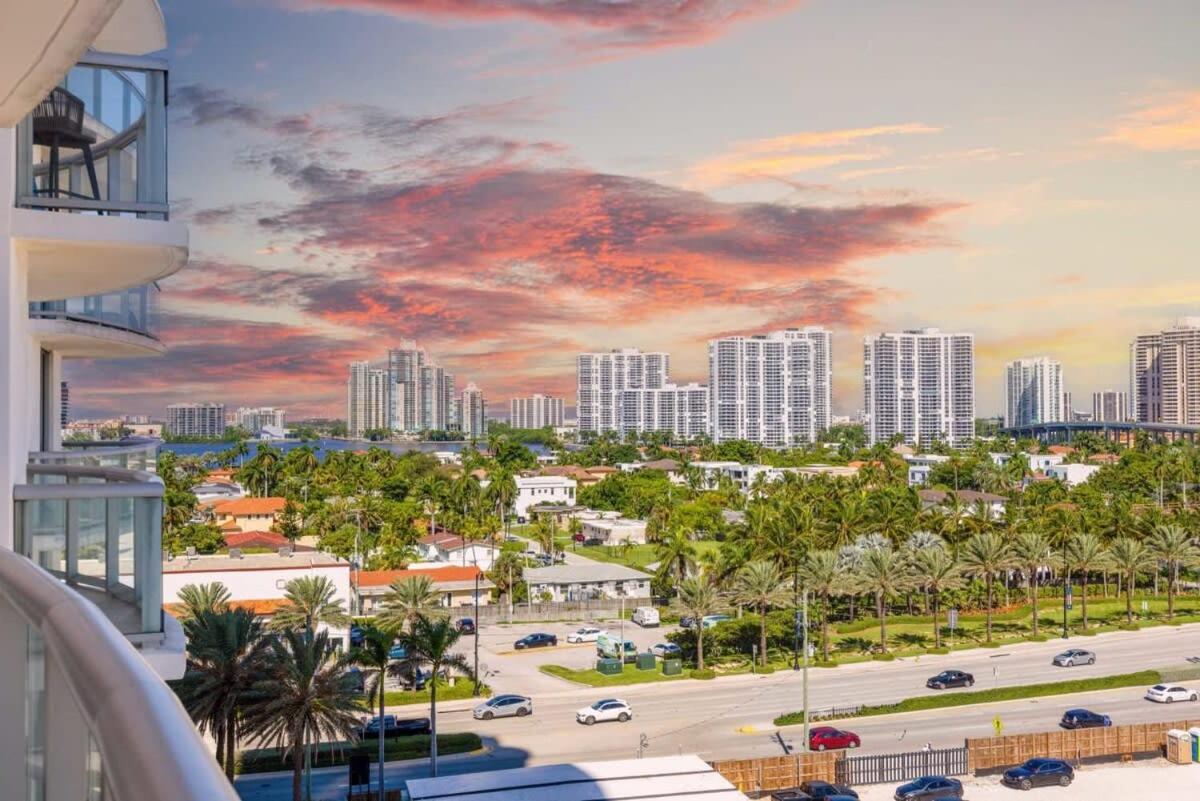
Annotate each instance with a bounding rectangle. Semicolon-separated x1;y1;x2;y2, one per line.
235;623;1200;800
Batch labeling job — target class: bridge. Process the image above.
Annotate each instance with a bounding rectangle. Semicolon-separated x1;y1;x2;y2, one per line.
1001;420;1200;444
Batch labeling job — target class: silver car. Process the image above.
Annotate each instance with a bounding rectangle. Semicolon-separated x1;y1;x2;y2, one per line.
1052;649;1095;667
473;694;533;720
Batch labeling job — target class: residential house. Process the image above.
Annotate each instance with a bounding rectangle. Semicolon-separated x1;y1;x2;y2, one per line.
210;496;287;533
355;565;493;613
514;476;576;522
524;563;652;602
1047;463;1102;487
917;489;1007;518
904;453;950;486
417;531;499;570
580;517;648;545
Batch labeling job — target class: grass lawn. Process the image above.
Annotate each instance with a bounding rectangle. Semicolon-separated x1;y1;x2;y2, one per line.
556;538;721;571
237;733;482;775
540;663;686;686
373;679;490;708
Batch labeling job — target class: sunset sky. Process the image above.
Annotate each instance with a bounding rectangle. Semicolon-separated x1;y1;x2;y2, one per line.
68;0;1200;420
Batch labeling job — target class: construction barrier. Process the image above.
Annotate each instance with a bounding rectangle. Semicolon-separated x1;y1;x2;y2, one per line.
967;718;1200;771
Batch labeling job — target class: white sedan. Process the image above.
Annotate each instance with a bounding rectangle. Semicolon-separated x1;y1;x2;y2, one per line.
567;626;607;644
576;698;633;725
1146;684;1199;704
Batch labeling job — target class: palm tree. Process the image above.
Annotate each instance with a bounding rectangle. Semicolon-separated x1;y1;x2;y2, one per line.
242;629;363;801
377;575;443;633
910;547;964;648
797;549;843;662
530;515;557;557
654;526;698;585
959;532;1014;642
416;475;448;538
732;561;788;666
270;575;353;633
176;581;231;623
486;470;518;539
856;546;912;653
349;624;393;798
1010;532;1057;637
1062;533;1110;629
1147;524;1200;620
677;576;720;671
1108;538;1155;625
173;609;270;779
394;615;474;777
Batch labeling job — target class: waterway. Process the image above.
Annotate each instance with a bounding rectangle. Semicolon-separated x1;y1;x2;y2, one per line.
160;438;549;461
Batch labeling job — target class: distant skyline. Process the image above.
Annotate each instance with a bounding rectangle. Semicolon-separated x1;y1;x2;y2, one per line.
65;0;1200;419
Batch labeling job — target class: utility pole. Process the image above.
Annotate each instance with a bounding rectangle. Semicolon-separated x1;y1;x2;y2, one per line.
473;571;481;696
1062;570;1071;639
802;589;810;752
792;571;800;671
508;562;513;624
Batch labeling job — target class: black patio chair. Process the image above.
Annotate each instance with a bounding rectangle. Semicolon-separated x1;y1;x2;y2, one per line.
32;86;101;202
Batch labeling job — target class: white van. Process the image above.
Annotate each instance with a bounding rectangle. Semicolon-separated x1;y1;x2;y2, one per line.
632;607;660;627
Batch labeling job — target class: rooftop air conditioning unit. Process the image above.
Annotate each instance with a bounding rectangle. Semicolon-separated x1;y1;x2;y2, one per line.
229;548;242;559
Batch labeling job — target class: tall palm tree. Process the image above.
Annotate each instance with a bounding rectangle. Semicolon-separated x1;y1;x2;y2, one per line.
242;629;363;801
270;575;353;633
349;624;394;798
654;527;699;585
173;608;270;779
797;549;843;661
377;575;443;633
1010;532;1057;637
1147;524;1200;620
175;581;231;623
959;532;1014;642
677;576;720;671
1108;538;1155;625
486;470;518;539
731;561;788;666
416;475;448;538
1062;533;1111;629
856;546;912;652
394;615;474;777
822;491;870;549
910;547;964;648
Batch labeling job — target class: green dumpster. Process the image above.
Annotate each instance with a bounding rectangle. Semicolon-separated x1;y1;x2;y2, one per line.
661;658;682;676
636;652;656;671
596;658;623;675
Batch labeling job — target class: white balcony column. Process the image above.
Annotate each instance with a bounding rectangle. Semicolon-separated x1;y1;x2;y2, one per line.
0;595;29;788
44;648;90;801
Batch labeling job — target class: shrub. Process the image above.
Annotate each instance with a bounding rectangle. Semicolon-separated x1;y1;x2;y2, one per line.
1028;634;1049;642
925;647;950;655
757;664;777;674
1118;623;1140;631
1073;628;1098;637
979;640;1003;648
690;668;716;680
812;660;840;668
871;652;896;661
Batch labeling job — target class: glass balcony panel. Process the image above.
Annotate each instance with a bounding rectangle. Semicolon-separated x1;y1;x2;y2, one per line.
29;283;158;339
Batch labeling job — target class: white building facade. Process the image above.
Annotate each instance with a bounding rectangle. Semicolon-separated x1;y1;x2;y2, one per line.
1130;319;1200;425
1004;357;1064;427
576;348;669;435
460;382;486;439
617;382;709;441
1091;390;1129;423
346;361;391;438
509;394;564;429
234;406;286;432
514;476;576;522
708;327;832;446
167;402;225;438
863;328;975;448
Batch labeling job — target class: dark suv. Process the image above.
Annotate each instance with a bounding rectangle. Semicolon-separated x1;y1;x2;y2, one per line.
893;776;963;800
1002;758;1073;789
800;780;859;799
1059;708;1111;729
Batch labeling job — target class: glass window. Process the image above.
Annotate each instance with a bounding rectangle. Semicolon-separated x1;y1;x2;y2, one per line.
26;627;45;801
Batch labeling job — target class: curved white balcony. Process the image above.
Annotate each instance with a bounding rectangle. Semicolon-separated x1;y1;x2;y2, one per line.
14;55;188;301
30;437;160;472
29;284;164;358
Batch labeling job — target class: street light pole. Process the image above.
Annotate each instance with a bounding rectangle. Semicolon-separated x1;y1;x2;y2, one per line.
1062;570;1070;640
792;571;800;671
473;571;481;696
802;589;810;752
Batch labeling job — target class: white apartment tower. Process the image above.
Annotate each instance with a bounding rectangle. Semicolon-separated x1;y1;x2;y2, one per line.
461;383;487;439
346;362;392;437
0;3;237;798
1092;390;1129;423
1004;357;1064;427
618;383;710;440
1131;319;1200;424
576;349;670;434
387;342;425;431
707;327;832;446
509;394;564;429
864;328;975;447
234;406;286;432
167;402;226;438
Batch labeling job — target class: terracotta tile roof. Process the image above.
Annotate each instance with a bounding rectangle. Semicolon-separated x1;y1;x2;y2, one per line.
356;565;485;588
164;598;288;617
587;466;618;474
1087;453;1120;464
219;520;242;532
213;497;287;516
1047;445;1076;455
224;530;289;549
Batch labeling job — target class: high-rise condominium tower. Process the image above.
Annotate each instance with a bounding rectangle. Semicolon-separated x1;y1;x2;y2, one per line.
510;394;565;429
1092;390;1129;423
461;383;487;438
618;382;710;440
1131;318;1200;424
1004;357;1064;427
167;403;226;438
707;327;832;446
346;362;391;437
863;328;975;447
576;349;670;434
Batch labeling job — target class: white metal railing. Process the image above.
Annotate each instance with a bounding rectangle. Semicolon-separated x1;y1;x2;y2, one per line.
13;464;164;636
29;283;159;340
0;547;238;801
29;437;160;472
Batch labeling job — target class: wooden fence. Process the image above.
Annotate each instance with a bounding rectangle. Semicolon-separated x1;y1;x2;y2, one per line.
836;747;968;786
967;718;1200;771
709;752;838;792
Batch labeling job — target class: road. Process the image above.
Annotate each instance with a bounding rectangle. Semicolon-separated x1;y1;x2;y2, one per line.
235;623;1200;800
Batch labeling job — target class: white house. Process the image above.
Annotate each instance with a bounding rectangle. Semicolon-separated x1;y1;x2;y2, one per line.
990;452;1065;472
904;453;951;486
355;565;493;613
515;475;576;522
417;531;499;570
1047;463;1101;487
524;563;653;602
917;489;1007;518
581;517;648;545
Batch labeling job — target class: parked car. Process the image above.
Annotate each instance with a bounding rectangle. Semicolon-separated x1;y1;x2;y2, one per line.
597;639;638;663
355;715;432;739
514;633;557;650
473;694;533;720
926;670;974;690
893;776;963;800
535;553;553;566
576;698;633;725
808;726;861;751
346;666;365;694
769;792;812;801
387;644;408;661
701;614;732;629
800;780;859;799
456;617;476;635
1059;708;1111;729
1146;683;1200;703
349;625;365;648
679;616;697;629
1001;757;1074;790
633;606;661;627
567;626;607;643
652;642;681;658
1052;649;1095;667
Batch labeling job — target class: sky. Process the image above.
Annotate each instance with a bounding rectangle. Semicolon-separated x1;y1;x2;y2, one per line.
67;0;1200;420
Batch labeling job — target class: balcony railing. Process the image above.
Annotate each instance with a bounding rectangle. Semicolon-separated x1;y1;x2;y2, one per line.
0;547;238;801
29;282;159;340
15;53;168;219
30;437;160;472
13;464;164;638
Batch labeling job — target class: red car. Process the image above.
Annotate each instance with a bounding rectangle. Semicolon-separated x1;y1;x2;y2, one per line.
808;726;860;751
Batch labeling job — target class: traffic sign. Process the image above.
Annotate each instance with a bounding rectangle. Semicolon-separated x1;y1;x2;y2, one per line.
948;609;959;630
993;715;1004;736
